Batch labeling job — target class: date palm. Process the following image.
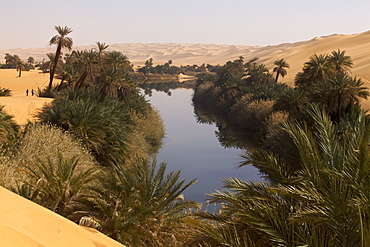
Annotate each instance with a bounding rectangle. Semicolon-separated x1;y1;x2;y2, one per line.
78;159;197;246
15;60;24;77
273;58;289;82
16;153;97;217
311;74;369;121
37;88;130;168
274;87;309;117
95;41;109;68
329;49;353;75
48;26;73;92
104;51;129;71
73;49;99;88
296;53;335;87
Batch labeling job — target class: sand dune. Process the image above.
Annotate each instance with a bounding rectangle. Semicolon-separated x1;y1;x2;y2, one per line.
0;186;125;247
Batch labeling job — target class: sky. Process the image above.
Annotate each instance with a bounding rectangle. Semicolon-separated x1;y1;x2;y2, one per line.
1;0;370;49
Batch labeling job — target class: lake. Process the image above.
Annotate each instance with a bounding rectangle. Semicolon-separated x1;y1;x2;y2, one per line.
144;88;261;204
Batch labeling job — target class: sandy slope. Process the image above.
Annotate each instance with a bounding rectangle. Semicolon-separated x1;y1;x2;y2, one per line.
0;186;125;247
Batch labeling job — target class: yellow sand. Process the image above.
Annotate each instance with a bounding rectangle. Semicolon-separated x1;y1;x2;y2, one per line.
0;69;53;125
0;186;125;247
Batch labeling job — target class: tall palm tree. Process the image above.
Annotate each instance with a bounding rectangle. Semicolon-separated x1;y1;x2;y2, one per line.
273;58;290;82
95;41;109;68
329;49;353;75
48;26;73;92
4;53;13;68
27;56;35;65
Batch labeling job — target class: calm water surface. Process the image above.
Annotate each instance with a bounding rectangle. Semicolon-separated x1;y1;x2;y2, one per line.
144;88;261;203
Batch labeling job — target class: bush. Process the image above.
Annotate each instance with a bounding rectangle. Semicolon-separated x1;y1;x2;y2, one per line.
263;111;301;169
0;88;11;96
230;98;274;131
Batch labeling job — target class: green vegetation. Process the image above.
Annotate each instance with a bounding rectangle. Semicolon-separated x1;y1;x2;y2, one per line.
137;58;220;76
189;50;370;246
1;53;35;73
0;26;201;246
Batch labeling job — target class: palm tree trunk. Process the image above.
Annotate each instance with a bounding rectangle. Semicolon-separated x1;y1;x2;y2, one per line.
48;44;62;92
275;73;279;82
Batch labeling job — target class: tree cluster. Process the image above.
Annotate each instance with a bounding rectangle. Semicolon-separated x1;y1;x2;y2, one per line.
1;53;35;76
189;51;370;246
137;58;221;75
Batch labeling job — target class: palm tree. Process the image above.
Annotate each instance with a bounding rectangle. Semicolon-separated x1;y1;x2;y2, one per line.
328;49;353;75
274;87;309;117
273;58;290;82
104;51;129;71
37;88;130;168
15;60;24;77
4;53;13;68
295;53;335;87
16;153;97;218
27;56;35;65
73;49;98;88
95;41;109;68
78;159;197;246
48;26;73;92
311;74;369;121
204;107;370;246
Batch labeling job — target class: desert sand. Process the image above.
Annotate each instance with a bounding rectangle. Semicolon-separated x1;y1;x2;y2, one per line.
0;186;125;247
0;69;53;126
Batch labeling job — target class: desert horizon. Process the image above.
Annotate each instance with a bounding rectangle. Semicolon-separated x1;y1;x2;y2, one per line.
1;30;370;85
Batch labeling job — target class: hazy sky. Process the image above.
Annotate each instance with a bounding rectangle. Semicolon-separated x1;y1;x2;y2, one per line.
1;0;369;49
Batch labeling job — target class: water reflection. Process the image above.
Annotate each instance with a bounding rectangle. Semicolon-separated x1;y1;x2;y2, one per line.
139;80;196;96
142;88;261;203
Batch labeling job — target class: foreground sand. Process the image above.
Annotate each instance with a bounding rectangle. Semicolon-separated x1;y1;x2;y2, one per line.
0;186;125;247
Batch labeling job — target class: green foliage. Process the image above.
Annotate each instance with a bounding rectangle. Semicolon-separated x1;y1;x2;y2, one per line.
230;99;275;131
78;159;198;246
192;107;370;246
0;105;20;148
4;124;97;218
36;87;164;168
